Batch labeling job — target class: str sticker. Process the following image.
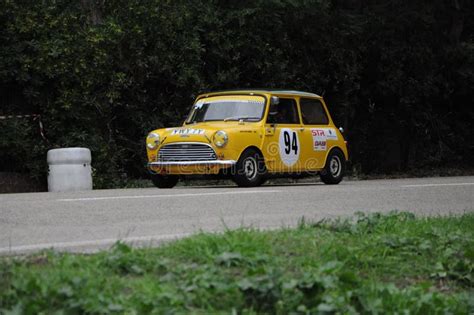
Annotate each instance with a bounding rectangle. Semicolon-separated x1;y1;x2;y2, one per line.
279;128;300;166
171;128;205;135
311;128;338;151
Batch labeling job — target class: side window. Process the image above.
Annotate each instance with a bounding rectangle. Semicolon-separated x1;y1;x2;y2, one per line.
300;98;329;125
267;98;300;124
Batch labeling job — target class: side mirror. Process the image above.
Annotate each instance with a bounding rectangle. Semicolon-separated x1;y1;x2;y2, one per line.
270;96;280;105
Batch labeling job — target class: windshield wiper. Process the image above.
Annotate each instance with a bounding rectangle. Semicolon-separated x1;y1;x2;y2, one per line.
223;116;261;122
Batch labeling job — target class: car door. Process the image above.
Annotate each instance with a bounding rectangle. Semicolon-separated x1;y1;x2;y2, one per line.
262;97;304;172
298;97;339;170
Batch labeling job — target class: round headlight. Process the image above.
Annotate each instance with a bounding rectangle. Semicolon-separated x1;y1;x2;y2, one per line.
146;132;160;150
213;130;228;148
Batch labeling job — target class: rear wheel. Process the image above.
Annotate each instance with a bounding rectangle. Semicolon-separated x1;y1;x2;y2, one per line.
320;149;345;185
233;149;266;187
151;174;179;188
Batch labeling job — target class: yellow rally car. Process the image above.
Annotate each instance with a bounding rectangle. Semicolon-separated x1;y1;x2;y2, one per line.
146;90;348;188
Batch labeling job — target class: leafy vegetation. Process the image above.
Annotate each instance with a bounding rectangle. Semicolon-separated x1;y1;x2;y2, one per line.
1;212;473;313
0;1;473;188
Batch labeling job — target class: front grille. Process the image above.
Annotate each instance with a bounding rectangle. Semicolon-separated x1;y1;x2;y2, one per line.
158;143;217;161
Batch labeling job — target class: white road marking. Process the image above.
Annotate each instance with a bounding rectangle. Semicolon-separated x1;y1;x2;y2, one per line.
401;183;474;188
0;233;192;255
56;190;281;202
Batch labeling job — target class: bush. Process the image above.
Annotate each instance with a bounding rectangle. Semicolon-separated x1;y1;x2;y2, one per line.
1;0;473;187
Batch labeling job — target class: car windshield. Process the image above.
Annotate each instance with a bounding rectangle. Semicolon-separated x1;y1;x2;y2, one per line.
186;96;266;123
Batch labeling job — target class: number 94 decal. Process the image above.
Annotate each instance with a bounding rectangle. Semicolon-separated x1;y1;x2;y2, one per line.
279;128;300;166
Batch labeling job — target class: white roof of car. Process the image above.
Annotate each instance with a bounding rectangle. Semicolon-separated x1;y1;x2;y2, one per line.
205;89;321;98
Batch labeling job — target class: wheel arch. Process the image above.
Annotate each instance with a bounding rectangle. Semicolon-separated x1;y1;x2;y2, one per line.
237;145;265;161
323;146;346;165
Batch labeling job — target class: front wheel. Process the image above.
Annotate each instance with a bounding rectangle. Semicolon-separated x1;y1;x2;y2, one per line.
233;149;266;187
151;174;179;188
320;149;345;185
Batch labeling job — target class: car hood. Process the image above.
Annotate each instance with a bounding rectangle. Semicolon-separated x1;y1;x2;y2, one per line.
153;122;257;144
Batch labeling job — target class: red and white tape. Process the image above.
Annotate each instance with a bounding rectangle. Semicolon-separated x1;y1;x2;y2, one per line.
0;114;49;142
0;114;39;119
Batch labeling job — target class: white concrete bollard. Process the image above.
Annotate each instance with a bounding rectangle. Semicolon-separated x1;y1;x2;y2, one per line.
47;148;93;192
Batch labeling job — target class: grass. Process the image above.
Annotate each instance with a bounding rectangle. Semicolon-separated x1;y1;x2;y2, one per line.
0;212;473;314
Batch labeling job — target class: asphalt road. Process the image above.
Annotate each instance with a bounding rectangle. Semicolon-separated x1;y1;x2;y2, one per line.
1;176;473;255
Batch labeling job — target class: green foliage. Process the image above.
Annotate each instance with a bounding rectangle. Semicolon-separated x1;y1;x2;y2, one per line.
0;0;473;187
0;212;473;313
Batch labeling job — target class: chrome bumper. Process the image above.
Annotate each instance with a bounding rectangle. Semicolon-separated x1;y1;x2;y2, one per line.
148;160;236;167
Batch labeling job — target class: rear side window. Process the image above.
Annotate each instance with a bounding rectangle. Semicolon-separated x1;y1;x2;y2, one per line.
300;98;329;125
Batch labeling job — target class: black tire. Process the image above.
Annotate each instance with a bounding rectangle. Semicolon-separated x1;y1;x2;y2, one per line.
233;149;266;187
151;174;179;188
320;149;346;185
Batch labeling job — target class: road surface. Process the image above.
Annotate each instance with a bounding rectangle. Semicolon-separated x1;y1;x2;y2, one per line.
1;176;473;255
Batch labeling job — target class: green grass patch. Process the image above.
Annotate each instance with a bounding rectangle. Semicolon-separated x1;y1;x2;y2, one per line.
1;212;473;314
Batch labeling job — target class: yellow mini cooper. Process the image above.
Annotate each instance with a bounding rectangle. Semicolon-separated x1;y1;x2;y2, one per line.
146;90;348;188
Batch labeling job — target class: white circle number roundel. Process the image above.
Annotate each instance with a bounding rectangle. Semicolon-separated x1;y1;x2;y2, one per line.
279;128;300;166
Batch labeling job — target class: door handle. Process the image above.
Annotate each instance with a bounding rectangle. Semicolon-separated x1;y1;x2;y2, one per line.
265;128;275;136
299;128;305;132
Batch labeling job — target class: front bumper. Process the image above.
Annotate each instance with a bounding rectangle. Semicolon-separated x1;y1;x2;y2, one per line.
148;160;236;167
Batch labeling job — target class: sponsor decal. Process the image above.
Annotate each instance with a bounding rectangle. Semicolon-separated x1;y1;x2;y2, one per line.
311;128;338;151
195;99;264;105
325;128;338;140
171;128;205;135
